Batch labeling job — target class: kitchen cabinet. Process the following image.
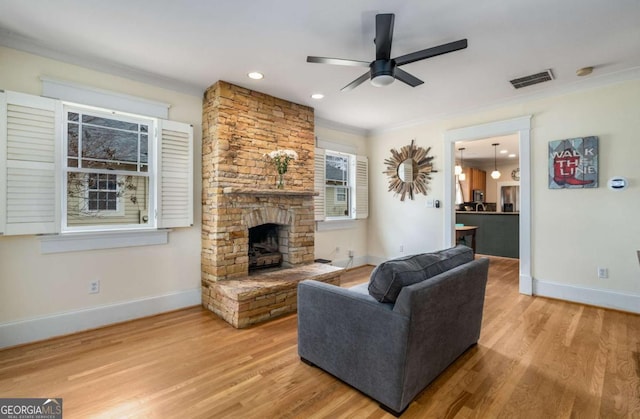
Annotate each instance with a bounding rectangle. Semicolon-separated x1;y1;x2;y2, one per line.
460;167;486;201
456;212;519;258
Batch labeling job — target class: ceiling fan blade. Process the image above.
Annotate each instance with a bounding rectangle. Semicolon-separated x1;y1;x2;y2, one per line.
307;56;370;67
341;71;371;92
375;14;394;60
396;67;424;87
395;68;424;87
394;39;468;66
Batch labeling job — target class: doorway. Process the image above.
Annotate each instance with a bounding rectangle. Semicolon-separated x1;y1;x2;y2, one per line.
444;116;532;295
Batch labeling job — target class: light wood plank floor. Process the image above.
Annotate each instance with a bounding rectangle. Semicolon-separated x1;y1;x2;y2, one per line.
1;257;639;418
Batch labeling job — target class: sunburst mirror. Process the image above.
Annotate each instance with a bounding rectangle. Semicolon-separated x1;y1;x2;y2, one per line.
384;139;437;201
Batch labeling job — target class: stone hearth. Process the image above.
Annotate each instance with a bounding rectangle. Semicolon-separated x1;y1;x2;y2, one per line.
204;263;342;328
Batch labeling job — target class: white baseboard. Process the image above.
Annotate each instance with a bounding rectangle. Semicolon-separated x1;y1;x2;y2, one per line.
330;255;369;269
519;274;533;295
0;288;201;349
533;279;640;314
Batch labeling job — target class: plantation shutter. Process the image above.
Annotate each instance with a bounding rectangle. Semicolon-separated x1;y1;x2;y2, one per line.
354;155;369;219
0;91;60;235
313;148;325;222
157;119;193;228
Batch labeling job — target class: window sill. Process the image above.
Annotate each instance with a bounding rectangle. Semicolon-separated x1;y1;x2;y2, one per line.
316;219;358;231
39;229;170;254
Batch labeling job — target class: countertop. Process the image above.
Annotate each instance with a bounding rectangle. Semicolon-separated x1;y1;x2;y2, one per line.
456;211;519;215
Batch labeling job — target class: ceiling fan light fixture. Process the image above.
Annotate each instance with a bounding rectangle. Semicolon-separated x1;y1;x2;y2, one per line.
370;59;396;87
370;74;395;87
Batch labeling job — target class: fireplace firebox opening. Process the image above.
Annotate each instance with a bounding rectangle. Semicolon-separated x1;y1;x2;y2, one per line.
248;223;283;271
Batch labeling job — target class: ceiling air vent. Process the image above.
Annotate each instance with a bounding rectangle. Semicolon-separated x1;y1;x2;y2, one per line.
509;69;554;89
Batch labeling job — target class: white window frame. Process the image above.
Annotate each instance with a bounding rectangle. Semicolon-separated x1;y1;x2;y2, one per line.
335;187;347;203
61;103;157;233
324;150;353;221
314;141;368;228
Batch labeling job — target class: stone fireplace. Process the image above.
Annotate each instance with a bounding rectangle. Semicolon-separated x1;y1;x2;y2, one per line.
200;81;342;328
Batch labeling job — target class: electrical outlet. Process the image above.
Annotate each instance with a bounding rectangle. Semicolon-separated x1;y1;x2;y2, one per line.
597;267;608;279
348;250;354;258
89;279;100;294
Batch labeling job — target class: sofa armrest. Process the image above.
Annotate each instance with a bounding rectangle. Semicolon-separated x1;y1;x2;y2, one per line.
297;280;410;410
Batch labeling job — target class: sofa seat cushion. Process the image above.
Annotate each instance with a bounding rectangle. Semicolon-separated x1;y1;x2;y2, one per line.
368;245;473;303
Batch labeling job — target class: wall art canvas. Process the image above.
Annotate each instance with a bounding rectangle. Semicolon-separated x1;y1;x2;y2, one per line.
549;136;599;189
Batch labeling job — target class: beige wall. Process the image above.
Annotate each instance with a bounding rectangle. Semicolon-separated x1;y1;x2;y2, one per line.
368;79;640;296
314;123;369;266
0;46;203;325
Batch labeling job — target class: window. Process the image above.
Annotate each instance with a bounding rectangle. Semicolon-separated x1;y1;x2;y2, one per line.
314;147;368;223
325;152;350;218
0;90;194;237
63;107;152;230
86;173;119;212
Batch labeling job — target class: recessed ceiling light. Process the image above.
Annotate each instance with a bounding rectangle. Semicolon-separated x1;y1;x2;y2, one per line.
500;149;508;154
508;153;516;158
311;93;324;100
247;72;264;80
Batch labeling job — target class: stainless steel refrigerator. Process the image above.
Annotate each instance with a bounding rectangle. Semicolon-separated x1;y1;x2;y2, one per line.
500;185;519;212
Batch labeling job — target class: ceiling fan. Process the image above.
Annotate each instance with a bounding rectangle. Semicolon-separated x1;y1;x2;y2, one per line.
307;13;467;91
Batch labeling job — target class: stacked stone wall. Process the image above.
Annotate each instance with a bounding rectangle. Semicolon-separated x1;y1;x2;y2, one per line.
201;81;315;282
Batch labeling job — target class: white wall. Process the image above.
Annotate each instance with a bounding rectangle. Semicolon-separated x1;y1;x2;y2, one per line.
368;79;640;308
314;122;369;268
0;46;203;346
368;124;447;261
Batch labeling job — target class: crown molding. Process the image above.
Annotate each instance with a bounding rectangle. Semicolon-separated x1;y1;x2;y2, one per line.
0;29;204;97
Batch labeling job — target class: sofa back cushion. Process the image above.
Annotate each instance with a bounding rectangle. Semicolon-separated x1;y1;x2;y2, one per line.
368;245;474;303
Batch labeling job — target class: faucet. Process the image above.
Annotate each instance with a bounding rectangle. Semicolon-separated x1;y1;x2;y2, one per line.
475;203;485;212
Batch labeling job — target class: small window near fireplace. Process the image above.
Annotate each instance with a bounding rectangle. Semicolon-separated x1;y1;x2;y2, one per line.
248;223;283;271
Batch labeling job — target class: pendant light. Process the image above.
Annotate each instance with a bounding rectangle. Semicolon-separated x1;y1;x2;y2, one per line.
455;148;466;181
491;143;501;179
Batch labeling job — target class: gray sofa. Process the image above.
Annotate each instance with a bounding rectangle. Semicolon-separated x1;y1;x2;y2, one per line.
297;245;489;416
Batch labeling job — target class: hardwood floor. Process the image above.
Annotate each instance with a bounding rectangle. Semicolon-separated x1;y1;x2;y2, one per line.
1;258;639;418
